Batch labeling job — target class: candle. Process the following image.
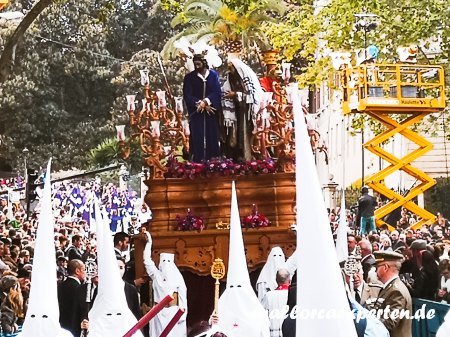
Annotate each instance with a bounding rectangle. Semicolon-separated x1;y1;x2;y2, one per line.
115;125;125;141
175;97;184;114
126;95;136;111
151;120;161;137
140;69;149;86
281;62;291;82
158;309;185;337
156;90;167;108
122;294;173;337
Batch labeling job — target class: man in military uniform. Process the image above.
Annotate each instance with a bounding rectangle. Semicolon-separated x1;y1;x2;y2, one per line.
366;251;412;337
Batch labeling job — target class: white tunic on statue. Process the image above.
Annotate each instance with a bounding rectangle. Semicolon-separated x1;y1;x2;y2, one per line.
261;288;289;337
144;241;187;337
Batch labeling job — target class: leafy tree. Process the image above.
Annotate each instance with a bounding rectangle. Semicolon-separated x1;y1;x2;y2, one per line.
164;0;285;57
0;0;176;172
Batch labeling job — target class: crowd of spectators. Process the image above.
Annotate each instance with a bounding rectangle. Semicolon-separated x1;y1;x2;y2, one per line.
329;203;450;305
0;178;151;336
1;177;450;336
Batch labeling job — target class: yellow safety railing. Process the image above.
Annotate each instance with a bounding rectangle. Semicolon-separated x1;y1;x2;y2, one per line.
0;0;9;11
340;63;446;230
342;63;446;114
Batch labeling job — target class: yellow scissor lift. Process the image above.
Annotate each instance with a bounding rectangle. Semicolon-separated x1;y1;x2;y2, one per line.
0;0;9;11
342;63;446;229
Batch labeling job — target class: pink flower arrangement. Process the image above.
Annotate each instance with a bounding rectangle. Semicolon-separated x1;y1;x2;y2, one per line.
165;156;277;179
176;208;205;232
242;204;271;229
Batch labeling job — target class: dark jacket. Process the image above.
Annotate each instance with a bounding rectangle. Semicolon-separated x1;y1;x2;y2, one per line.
0;297;17;334
78;280;142;326
58;277;83;336
400;260;424;298
421;268;439;301
124;281;142;320
357;193;377;218
66;246;83;261
361;254;376;283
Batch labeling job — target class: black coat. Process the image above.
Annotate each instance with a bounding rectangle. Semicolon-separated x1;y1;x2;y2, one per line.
357;194;377;219
58;277;83;336
78;280;142;326
361;254;376;283
124;281;142;320
282;315;296;337
66;246;83;261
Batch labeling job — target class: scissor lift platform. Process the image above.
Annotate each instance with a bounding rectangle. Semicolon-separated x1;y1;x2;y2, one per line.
0;0;9;10
341;63;446;229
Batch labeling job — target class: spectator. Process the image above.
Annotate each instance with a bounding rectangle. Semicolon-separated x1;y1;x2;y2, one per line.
58;259;86;336
358;239;376;283
0;275;24;334
113;232;130;261
66;235;83;261
420;250;440;300
437;260;450;303
356;187;378;235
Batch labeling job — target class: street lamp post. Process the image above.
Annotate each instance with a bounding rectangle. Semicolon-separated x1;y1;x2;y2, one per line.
354;13;378;187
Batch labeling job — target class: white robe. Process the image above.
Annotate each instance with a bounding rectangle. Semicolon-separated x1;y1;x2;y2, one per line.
437;310;450;337
144;250;187;337
256;247;287;302
261;289;289;337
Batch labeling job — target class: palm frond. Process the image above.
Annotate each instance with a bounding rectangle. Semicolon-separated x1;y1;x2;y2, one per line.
87;138;119;168
183;0;223;15
162;25;212;59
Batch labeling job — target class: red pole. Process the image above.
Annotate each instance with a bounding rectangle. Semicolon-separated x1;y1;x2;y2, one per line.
122;294;173;337
158;308;185;337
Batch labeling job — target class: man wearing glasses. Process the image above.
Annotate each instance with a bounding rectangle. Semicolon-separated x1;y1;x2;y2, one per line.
366;251;412;337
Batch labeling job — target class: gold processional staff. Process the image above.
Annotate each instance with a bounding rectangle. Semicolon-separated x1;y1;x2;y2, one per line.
211;258;226;316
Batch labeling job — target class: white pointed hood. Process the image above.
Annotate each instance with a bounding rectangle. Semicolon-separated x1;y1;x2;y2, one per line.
158;253;186;299
293;84;358;337
88;199;143;337
336;191;349;263
256;247;286;300
437;311;450;337
218;181;270;337
19;159;73;337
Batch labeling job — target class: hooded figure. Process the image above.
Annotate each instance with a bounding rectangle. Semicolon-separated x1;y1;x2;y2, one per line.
18;159;73;337
437;310;450;337
87;200;143;337
292;83;358;337
256;247;286;301
217;181;270;337
144;232;187;337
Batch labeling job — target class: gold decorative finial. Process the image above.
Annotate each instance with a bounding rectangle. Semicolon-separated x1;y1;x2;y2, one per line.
211;258;226;317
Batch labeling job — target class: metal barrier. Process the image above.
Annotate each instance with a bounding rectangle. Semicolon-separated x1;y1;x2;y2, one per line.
412;298;450;337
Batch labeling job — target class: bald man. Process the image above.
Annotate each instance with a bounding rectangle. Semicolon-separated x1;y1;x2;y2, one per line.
261;269;290;337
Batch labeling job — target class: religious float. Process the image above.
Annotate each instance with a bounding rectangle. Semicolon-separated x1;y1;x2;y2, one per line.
115;44;329;322
117;50;311;274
